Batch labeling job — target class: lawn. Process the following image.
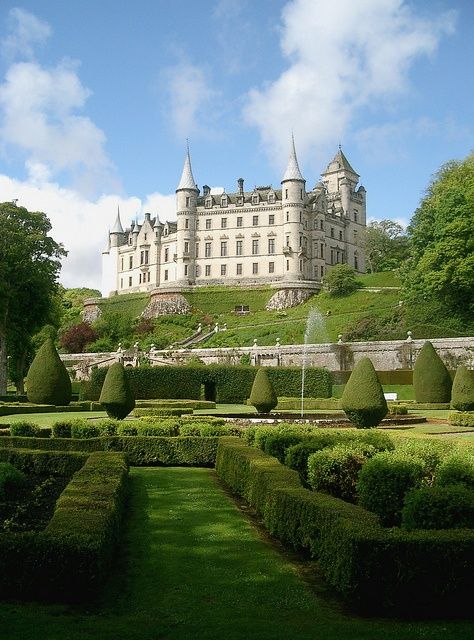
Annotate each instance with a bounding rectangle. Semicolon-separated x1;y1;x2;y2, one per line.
1;467;472;639
0;411;107;426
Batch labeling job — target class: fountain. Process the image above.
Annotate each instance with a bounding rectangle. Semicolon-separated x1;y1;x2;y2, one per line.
301;308;329;417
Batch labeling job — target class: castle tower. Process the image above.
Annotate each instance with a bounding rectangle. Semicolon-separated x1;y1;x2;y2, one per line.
175;145;198;285
102;206;125;296
281;135;306;281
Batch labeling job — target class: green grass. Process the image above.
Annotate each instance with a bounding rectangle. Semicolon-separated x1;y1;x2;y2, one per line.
1;466;472;639
357;271;401;288
0;411;107;426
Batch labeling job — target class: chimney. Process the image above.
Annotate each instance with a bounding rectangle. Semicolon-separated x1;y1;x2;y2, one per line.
203;185;210;196
237;178;244;194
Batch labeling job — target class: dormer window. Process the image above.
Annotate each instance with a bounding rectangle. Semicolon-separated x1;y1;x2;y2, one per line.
236;196;244;206
221;195;228;208
205;198;212;209
252;194;259;205
268;193;275;204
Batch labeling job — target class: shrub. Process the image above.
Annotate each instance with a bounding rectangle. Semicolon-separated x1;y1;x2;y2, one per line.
264;433;307;463
435;454;474;490
357;451;425;526
450;365;474;411
0;462;27;500
394;438;451;482
10;421;42;438
26;338;72;406
449;411;474;427
249;368;277;413
388;404;408;415
51;420;73;438
323;263;359;296
70;420;101;439
59;322;98;354
133;407;193;417
99;362;135;420
413;341;452;403
307;443;376;502
402;484;474;531
135;421;179;437
340;358;388;428
94;419;120;436
180;415;227;426
179;422;241;437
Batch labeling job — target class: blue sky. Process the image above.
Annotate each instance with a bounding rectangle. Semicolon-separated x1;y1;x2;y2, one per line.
0;0;472;289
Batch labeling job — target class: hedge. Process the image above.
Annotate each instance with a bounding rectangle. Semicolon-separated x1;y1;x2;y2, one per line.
86;365;332;403
133;407;194;417
0;451;128;602
135;399;216;410
215;438;474;616
0;447;87;476
0;403;90;417
332;370;414;385
277;397;341;411
449;411;474;427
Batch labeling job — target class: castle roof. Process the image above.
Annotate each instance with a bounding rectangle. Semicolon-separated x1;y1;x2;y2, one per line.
323;147;359;177
177;146;198;191
111;206;124;234
281;135;304;182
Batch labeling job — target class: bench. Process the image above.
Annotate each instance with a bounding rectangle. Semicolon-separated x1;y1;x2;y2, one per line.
384;393;398;401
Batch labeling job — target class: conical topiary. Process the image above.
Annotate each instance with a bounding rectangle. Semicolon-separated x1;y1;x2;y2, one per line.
451;365;474;412
26;338;72;406
249;368;277;414
413;341;452;403
341;357;388;428
99;362;135;420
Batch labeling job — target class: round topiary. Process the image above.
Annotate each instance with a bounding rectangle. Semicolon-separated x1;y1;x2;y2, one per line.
249;368;277;414
413;341;452;403
26;338;72;406
340;357;388;428
99;362;135;420
451;365;474;411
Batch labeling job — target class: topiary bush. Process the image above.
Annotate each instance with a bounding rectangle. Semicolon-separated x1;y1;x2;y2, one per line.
51;419;73;438
10;421;49;438
264;433;308;464
393;438;451;483
70;420;101;439
26;338;72;406
435;454;474;490
401;484;474;531
413;341;452;403
451;365;474;411
340;358;388;428
249;368;277;414
357;451;425;526
307;442;376;502
0;462;27;500
99;362;135;420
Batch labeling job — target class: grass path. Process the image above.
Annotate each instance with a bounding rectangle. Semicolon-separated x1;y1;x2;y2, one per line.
0;467;473;639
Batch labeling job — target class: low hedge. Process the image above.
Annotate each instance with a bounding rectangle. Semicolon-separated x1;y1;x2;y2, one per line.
0;446;87;476
10;422;50;438
215;438;474;616
0;451;128;602
276;397;341;410
0;403;91;417
133;407;194;417
401;484;474;531
135;399;216;410
449;411;474;427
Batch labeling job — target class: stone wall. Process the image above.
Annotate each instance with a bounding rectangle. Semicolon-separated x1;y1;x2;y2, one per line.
141;291;191;318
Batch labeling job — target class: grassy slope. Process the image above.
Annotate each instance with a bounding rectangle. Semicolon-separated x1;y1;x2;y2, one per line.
1;467;472;640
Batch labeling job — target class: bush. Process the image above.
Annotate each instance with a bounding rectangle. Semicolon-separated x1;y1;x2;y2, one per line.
451;365;474;411
26;338;72;406
340;358;388;428
135;399;216;410
394;438;451;482
449;411;474;427
99;362;135;420
119;436;218;466
179;422;241;437
10;421;49;438
51;420;72;438
135;421;180;437
435;454;474;490
413;341;452;403
323;264;359;296
180;415;227;426
388;404;408;415
94;419;120;436
264;433;307;463
402;484;474;531
307;443;376;502
71;420;101;439
249;368;277;413
133;407;193;417
0;461;27;500
357;451;425;526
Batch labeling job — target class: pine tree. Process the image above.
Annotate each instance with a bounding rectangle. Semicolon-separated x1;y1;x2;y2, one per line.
451;365;474;411
26;338;72;406
413;341;452;403
99;362;135;419
249;368;277;414
341;357;387;428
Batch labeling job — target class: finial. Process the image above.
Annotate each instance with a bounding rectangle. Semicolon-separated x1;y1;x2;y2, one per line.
338;143;342;150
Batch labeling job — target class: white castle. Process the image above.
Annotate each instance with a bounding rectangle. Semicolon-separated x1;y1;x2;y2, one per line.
101;139;366;296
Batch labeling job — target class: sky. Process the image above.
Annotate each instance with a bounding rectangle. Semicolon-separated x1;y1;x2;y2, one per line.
0;0;472;291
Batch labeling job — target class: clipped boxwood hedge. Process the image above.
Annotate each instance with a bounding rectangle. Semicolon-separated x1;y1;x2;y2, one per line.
449;411;474;427
215;437;474;616
133;407;193;417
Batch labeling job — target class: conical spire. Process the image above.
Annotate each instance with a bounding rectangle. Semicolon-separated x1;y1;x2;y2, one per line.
111;205;124;233
281;134;304;182
177;143;198;191
323;146;359;176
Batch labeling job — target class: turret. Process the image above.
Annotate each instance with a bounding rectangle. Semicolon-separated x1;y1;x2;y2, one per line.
109;206;125;248
281;135;305;281
175;144;198;285
132;218;139;248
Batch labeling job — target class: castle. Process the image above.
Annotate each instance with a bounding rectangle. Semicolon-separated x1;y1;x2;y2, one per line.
101;139;366;297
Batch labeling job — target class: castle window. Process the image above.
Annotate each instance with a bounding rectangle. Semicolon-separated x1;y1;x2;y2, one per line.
330;249;334;264
129;276;132;287
354;255;359;270
252;262;258;275
330;227;334;238
252;239;259;255
148;272;151;282
221;264;227;276
185;218;189;229
236;240;243;256
339;230;343;241
196;219;199;229
268;238;275;254
286;235;290;246
321;265;324;278
129;256;133;269
313;241;318;258
252;194;258;205
145;250;149;264
184;241;189;254
237;216;243;227
165;248;169;262
299;260;303;271
353;230;358;243
354;212;358;223
164;270;168;281
120;278;123;288
205;198;212;209
299;212;302;223
252;215;259;226
236;196;244;206
269;214;274;225
186;197;190;207
205;242;212;258
196;265;200;277
195;243;199;258
299;235;302;247
144;233;147;241
286;260;289;271
220;241;227;257
221;195;228;208
121;258;124;271
236;263;242;275
300;189;303;200
139;273;142;284
221;218;227;229
268;193;275;204
286;212;289;222
320;243;324;258
320;220;324;230
269;262;274;273
205;265;211;276
285;189;288;200
184;265;188;276
206;218;211;230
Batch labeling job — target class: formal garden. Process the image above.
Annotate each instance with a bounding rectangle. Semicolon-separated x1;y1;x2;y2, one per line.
0;335;473;639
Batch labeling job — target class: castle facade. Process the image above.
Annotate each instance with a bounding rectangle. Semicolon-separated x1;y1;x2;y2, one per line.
101;140;366;296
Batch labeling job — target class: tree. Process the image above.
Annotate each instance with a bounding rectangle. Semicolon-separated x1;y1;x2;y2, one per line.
60;322;98;353
451;365;474;412
99;362;135;419
26;338;72;406
249;368;277;414
0;202;66;394
402;153;474;326
322;264;359;297
413;341;452;403
340;357;388;428
363;219;409;273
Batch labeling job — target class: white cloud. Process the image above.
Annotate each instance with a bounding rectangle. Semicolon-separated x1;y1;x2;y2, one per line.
0;174;175;290
243;0;456;168
3;7;51;61
162;61;220;138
